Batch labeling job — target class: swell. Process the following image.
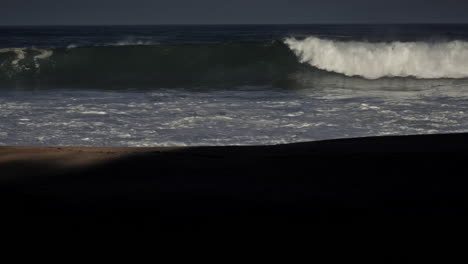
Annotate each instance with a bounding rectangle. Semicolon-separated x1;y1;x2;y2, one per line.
0;42;303;89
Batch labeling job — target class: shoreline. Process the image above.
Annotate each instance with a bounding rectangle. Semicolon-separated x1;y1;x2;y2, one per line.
2;133;468;232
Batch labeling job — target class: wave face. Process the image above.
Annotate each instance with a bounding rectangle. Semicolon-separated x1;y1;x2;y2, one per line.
285;37;468;79
0;42;303;89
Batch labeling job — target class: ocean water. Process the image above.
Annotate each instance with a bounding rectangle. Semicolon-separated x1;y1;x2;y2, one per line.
1;24;468;146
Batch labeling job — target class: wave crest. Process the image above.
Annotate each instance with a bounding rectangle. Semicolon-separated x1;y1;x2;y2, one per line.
285;37;468;79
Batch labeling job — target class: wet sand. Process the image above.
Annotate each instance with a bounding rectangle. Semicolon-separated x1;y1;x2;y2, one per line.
1;133;468;233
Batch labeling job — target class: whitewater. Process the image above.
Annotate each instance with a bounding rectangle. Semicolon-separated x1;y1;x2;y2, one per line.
285;37;468;79
1;25;468;146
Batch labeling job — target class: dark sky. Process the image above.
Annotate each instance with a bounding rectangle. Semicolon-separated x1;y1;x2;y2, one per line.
2;0;468;25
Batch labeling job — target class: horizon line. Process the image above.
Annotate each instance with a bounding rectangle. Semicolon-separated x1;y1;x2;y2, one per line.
2;22;468;27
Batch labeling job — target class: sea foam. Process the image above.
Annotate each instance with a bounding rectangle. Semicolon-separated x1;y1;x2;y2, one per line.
285;37;468;79
0;48;53;70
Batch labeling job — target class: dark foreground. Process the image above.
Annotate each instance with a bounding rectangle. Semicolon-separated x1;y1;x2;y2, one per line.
1;133;468;233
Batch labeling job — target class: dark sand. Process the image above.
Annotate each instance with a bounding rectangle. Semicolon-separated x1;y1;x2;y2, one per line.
1;133;468;233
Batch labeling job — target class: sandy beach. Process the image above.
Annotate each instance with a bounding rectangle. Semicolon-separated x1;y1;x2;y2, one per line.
1;133;468;233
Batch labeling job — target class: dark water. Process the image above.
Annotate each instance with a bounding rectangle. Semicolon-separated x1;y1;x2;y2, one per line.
1;25;468;146
1;24;468;89
2;24;468;48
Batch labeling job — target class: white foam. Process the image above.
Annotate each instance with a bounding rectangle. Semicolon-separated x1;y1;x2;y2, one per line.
0;48;53;70
0;48;27;69
285;37;468;79
81;111;107;115
112;39;157;46
32;49;53;68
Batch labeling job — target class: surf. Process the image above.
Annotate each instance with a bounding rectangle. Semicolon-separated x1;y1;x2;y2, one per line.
285;36;468;79
1;38;468;90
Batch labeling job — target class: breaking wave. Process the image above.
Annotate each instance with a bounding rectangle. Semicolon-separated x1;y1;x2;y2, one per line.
285;37;468;79
1;38;468;90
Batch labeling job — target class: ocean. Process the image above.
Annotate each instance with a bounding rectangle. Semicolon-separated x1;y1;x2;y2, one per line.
1;24;468;146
